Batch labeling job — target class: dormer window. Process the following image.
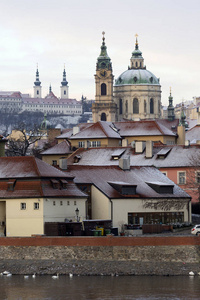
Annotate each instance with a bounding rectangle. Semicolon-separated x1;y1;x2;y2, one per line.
108;181;137;195
51;179;59;189
60;179;68;189
146;181;174;194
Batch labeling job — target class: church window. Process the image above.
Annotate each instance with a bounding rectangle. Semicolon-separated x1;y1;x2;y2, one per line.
150;77;153;83
101;112;107;121
150;98;154;114
136;62;138;67
101;83;107;95
134;77;137;83
37;90;39;95
133;98;139;114
64;90;66;95
119;99;123;114
144;100;147;113
125;100;128;114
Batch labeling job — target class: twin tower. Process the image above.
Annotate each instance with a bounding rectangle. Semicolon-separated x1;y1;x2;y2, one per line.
33;66;69;99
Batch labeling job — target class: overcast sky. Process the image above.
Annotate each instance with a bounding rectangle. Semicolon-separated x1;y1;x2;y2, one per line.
0;0;199;106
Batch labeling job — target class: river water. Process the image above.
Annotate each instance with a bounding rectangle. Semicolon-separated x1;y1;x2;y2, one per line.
0;275;200;300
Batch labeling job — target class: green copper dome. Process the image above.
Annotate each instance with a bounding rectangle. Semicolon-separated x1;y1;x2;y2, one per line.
115;69;160;86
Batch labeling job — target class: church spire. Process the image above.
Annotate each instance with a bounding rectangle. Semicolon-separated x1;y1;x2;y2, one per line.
60;64;69;99
167;87;175;121
34;64;41;86
49;84;52;94
61;65;68;86
33;64;42;98
96;31;112;70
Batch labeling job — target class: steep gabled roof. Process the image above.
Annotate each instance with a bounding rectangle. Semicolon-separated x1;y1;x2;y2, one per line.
0;156;71;178
0;156;87;199
69;121;121;140
41;140;72;155
186;125;200;143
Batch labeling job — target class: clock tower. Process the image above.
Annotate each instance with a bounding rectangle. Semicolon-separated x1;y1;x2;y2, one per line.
92;32;117;122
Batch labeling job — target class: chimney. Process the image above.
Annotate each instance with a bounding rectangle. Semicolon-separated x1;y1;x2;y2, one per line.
145;140;153;158
59;158;67;170
73;126;80;135
122;139;128;147
177;125;185;145
135;141;146;153
119;156;130;170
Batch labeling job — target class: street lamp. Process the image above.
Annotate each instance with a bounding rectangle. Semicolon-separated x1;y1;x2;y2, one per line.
75;208;80;222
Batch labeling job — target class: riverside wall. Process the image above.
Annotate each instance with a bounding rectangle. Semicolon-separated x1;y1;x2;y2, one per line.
0;236;200;276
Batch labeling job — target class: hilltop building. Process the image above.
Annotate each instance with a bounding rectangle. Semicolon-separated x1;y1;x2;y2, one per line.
0;67;82;116
92;33;162;122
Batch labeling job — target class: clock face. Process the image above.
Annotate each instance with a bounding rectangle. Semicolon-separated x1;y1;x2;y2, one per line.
100;70;107;78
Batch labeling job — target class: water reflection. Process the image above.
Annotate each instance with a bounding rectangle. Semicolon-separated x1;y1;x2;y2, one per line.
0;275;200;300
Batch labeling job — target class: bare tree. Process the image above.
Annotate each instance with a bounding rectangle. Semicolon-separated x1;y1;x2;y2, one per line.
6;122;45;156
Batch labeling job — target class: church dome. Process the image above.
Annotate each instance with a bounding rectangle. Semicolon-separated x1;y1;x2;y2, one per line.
115;68;160;85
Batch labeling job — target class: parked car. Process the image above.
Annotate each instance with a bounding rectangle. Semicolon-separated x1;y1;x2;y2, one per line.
191;224;200;235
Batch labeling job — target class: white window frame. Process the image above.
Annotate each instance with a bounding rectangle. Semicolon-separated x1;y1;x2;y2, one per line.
21;203;26;210
178;171;186;184
78;141;85;148
34;202;39;210
196;171;200;184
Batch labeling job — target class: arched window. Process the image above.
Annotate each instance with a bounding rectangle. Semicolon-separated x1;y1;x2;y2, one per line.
150;98;154;114
119;99;123;114
37;90;39;95
125;100;128;114
101;112;107;121
101;83;106;95
144;100;147;113
136;62;138;68
64;90;66;95
133;98;139;114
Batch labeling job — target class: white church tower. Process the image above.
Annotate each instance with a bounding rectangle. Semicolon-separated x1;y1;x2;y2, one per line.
60;66;69;99
33;66;42;98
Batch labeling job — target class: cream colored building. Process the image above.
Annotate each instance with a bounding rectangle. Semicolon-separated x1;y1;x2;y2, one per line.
0;156;87;237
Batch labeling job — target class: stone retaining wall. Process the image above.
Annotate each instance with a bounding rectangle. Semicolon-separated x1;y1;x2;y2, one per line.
0;236;200;275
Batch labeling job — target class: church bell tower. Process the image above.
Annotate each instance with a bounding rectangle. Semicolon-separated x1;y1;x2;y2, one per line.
33;65;42;98
92;32;117;122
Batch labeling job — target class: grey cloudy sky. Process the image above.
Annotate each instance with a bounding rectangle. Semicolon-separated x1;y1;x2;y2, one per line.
0;0;199;105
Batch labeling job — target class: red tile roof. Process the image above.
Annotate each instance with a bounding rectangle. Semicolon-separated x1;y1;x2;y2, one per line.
0;156;87;199
68;165;190;199
41;140;72;155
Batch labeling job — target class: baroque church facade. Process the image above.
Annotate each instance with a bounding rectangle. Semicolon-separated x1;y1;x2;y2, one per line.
92;33;162;122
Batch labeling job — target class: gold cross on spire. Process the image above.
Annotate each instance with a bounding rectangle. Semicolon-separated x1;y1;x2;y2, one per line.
135;33;138;38
102;31;105;41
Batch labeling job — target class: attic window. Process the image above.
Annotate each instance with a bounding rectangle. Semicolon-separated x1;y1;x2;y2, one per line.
134;76;137;83
7;179;16;191
51;179;59;189
73;155;82;163
60;179;68;189
150;77;153;83
108;181;137;195
156;148;171;159
146;181;174;194
111;149;125;160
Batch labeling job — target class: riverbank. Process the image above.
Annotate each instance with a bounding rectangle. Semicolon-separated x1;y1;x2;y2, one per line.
0;235;200;276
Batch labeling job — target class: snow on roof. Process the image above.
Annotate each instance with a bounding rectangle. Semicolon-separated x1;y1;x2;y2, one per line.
69;165;190;199
114;120;177;137
186;125;200;142
67;145;200;168
41;140;72;155
0;156;71;178
69;121;121;139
